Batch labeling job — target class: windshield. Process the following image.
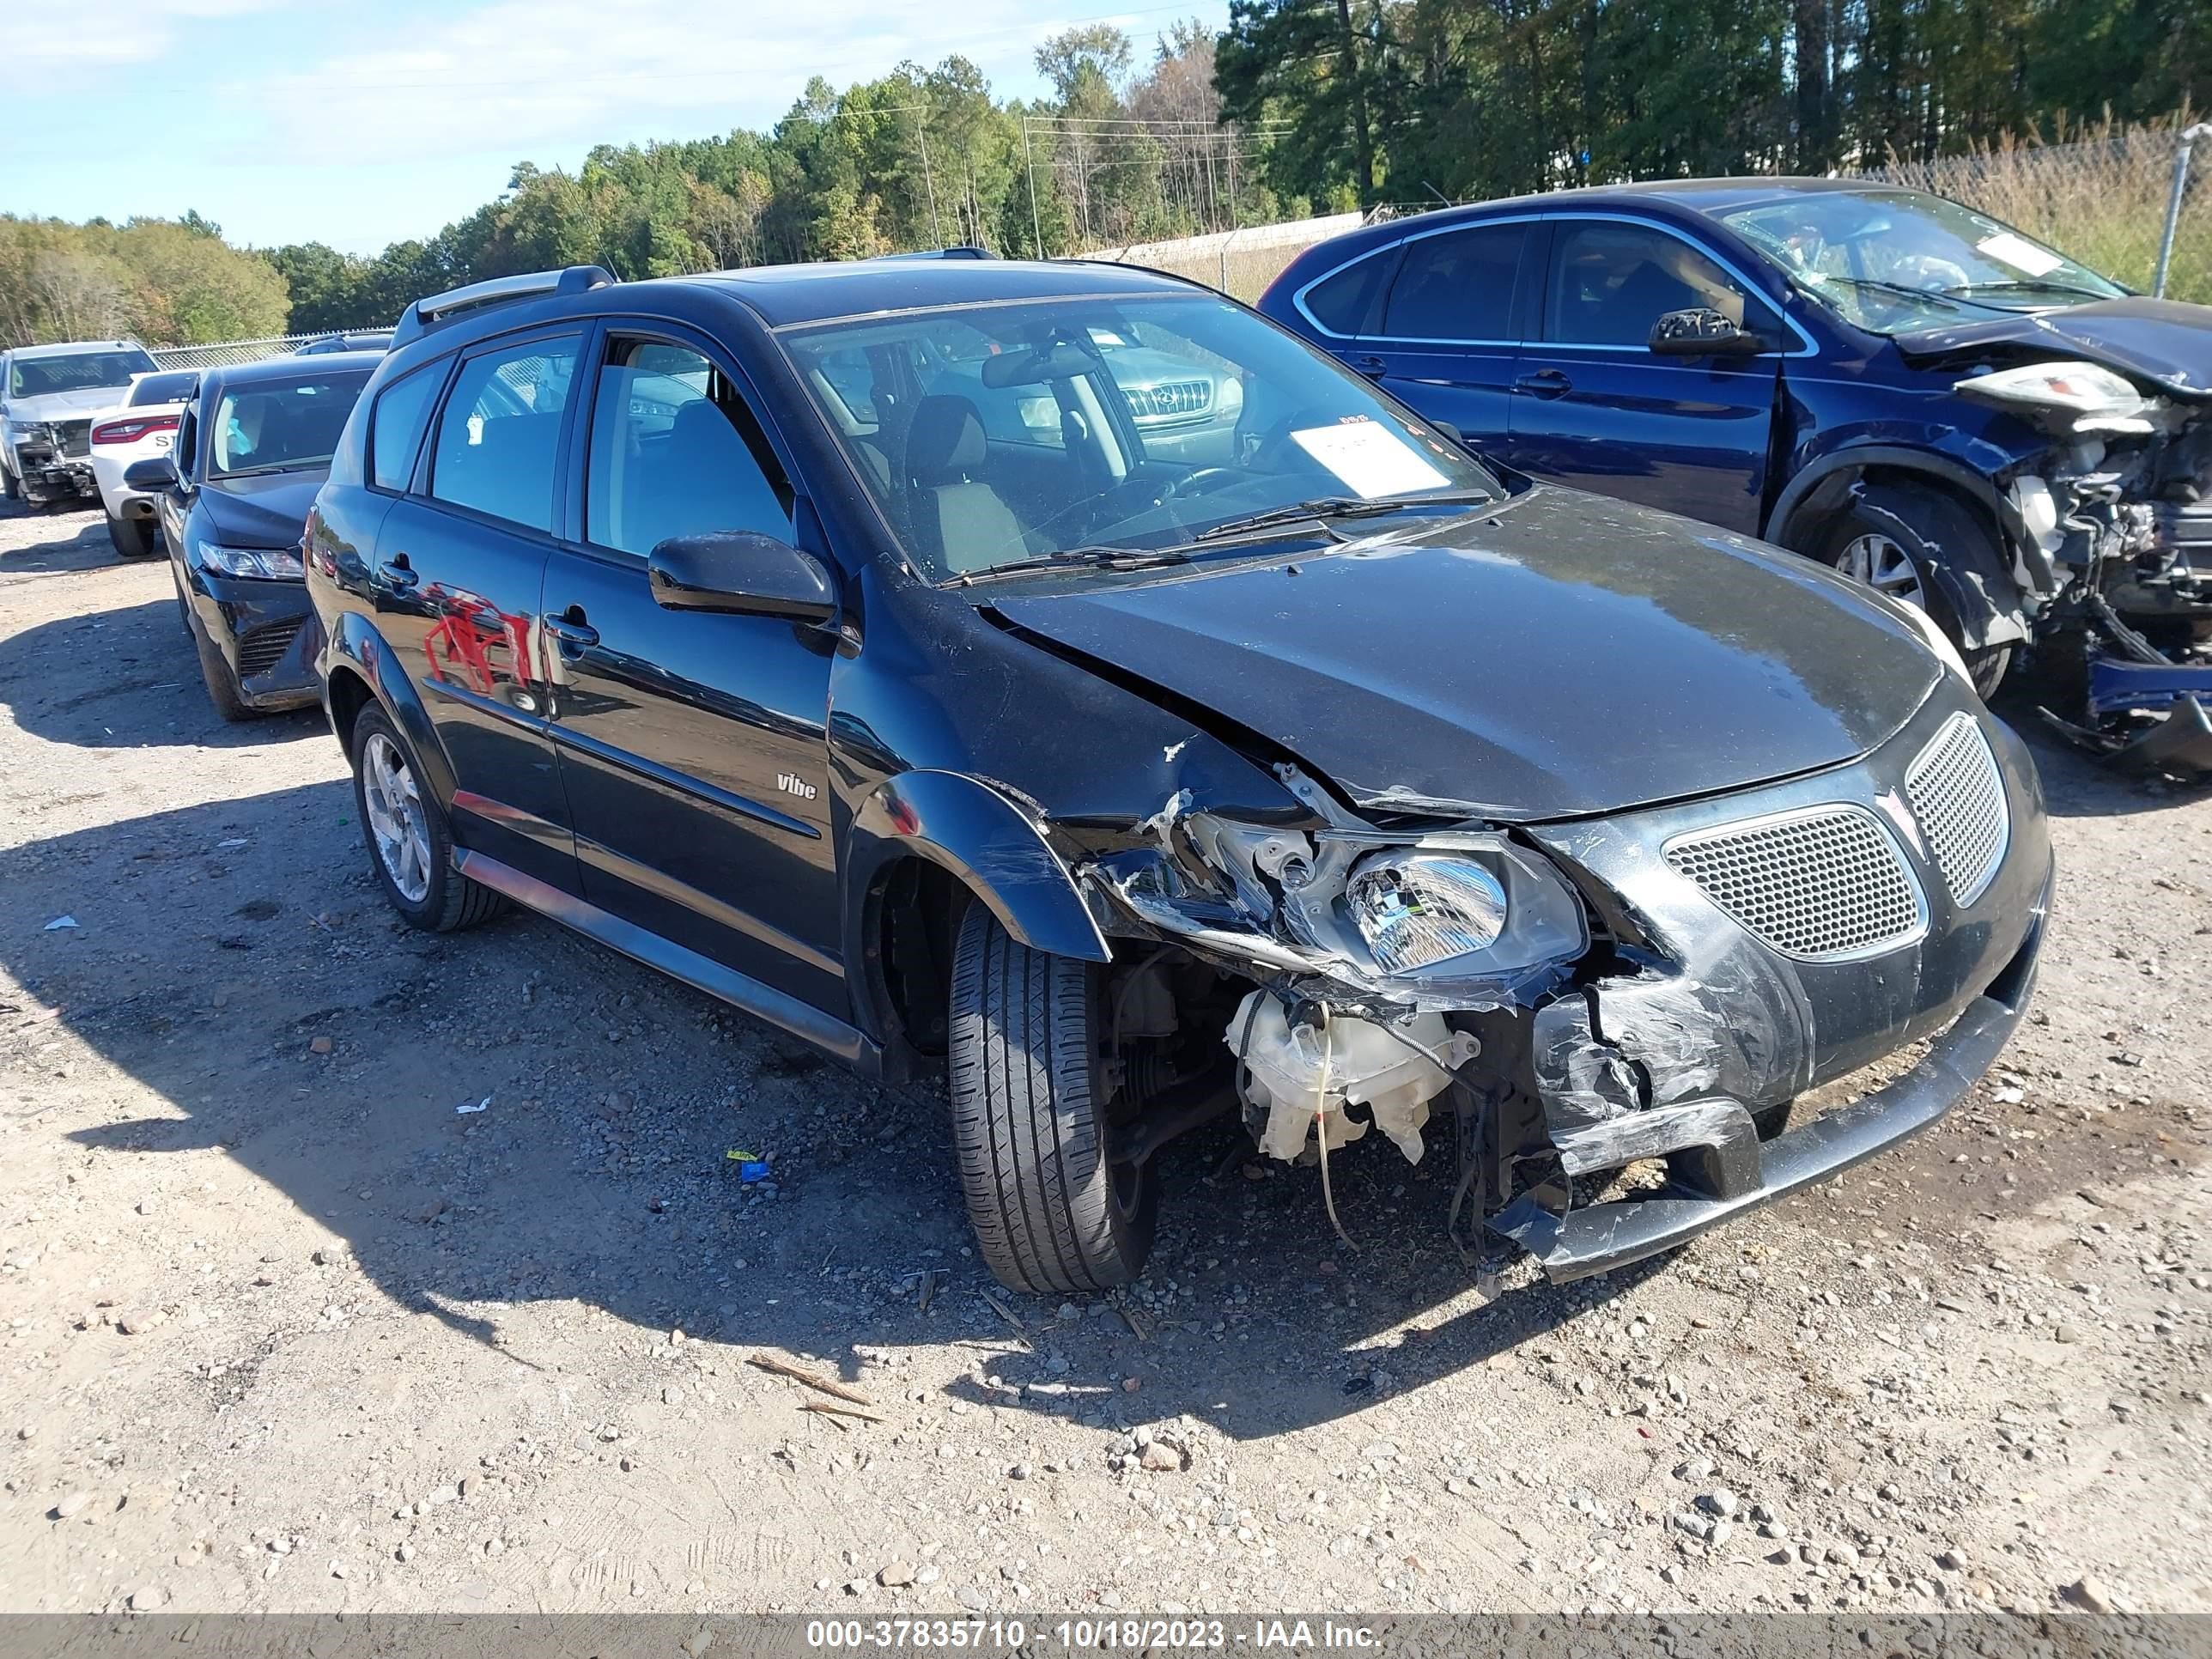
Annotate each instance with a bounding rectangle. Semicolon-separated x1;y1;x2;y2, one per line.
781;293;1497;579
210;370;371;476
1723;189;2126;331
9;348;158;399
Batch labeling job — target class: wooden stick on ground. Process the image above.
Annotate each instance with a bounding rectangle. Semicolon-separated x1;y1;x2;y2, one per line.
802;1398;884;1425
747;1352;874;1407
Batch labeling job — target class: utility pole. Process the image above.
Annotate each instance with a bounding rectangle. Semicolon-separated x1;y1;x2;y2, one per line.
1023;118;1046;258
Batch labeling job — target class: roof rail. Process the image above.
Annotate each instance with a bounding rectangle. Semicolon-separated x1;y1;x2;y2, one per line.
391;264;616;346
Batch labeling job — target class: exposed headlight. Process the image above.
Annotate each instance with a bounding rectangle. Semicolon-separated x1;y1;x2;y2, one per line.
1953;361;2154;434
1345;846;1586;979
195;540;304;580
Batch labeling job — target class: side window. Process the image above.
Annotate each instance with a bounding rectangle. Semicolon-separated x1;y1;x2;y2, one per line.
369;362;442;492
1546;222;1763;348
428;337;580;532
585;339;792;558
1380;224;1528;341
1300;255;1392;337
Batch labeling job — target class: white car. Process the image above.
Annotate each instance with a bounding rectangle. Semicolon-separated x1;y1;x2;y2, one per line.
88;368;200;557
0;339;161;515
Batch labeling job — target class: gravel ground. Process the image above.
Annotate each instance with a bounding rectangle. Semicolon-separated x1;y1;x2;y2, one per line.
1;497;2208;1622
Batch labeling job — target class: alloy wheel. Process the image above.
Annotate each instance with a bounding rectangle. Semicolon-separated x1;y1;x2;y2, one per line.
1837;532;1928;611
362;732;433;904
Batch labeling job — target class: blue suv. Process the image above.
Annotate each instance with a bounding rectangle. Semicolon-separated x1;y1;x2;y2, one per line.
1261;179;2212;769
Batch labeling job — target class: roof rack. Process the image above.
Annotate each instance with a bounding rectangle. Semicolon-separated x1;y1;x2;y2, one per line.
391;265;616;346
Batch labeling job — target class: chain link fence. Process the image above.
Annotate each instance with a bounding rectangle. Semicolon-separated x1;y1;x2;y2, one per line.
148;334;328;370
1076;212;1366;301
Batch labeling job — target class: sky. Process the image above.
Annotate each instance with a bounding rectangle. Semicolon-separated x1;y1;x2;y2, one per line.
0;0;1231;257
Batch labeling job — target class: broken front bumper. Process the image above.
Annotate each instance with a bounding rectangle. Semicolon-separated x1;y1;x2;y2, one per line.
1491;866;2046;1280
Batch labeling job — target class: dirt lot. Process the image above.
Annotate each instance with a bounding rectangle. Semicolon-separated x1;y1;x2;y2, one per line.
0;497;2208;1622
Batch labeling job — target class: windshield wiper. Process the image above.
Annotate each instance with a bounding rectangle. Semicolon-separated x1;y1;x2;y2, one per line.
1944;278;2117;302
952;545;1192;586
1194;489;1495;544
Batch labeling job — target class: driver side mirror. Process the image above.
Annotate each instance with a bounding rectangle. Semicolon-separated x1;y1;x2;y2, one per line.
648;531;838;624
1650;307;1766;356
123;455;186;495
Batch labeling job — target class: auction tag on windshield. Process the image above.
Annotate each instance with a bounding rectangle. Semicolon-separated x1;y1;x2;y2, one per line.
1290;417;1450;499
1976;231;2063;277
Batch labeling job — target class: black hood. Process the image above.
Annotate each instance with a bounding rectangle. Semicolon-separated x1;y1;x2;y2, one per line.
987;488;1941;823
197;470;327;547
1893;297;2212;401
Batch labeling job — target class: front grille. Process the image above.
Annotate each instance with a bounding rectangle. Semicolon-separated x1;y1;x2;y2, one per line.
1665;805;1925;961
1905;711;2009;907
57;420;91;459
1123;380;1211;422
235;616;306;678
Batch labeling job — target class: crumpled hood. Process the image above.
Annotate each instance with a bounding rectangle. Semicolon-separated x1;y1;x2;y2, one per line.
1893;297;2212;401
4;386;131;424
197;470;327;548
987;488;1942;823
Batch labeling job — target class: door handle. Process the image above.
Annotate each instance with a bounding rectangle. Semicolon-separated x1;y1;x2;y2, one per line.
1515;369;1572;398
543;611;599;650
1349;355;1389;379
377;557;418;589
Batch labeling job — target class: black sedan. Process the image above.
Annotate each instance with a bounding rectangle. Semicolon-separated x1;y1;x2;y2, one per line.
133;354;377;720
304;258;2051;1297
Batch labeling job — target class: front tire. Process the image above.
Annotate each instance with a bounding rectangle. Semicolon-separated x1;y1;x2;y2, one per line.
947;904;1156;1295
106;508;157;558
349;706;506;933
188;609;255;723
1814;483;2013;698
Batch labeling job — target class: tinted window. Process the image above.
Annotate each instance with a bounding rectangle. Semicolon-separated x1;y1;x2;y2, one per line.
371;362;443;492
428;337;579;532
210;371;371;475
1547;222;1759;347
585;340;789;556
1381;225;1527;340
1301;256;1392;336
129;371;198;406
9;349;158;398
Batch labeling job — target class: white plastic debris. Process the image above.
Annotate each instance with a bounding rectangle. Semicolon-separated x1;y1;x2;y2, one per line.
43;916;78;932
455;1096;490;1115
1229;994;1478;1164
216;838;250;850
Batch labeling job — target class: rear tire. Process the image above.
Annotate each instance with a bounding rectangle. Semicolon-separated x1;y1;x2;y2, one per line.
1814;483;2013;699
106;508;157;558
947;903;1156;1295
349;705;507;933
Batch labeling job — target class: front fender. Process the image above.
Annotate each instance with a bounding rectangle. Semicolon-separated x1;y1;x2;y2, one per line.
843;770;1111;970
320;607;459;805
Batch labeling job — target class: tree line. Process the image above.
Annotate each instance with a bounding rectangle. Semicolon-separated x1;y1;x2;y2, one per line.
1;1;2202;347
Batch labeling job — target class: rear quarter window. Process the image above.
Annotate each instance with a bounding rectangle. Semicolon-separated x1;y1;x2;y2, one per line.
1297;254;1394;337
370;362;445;493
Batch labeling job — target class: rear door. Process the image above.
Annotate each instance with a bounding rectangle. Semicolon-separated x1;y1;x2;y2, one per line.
1508;216;1785;532
539;325;844;1014
1357;218;1541;458
372;329;582;890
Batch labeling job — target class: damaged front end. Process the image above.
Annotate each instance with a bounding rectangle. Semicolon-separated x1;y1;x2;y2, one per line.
1959;361;2212;776
1066;688;2051;1285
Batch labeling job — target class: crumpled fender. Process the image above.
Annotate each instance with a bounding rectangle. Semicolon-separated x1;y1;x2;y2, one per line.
843;769;1111;966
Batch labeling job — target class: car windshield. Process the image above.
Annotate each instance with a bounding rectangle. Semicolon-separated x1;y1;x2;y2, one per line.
9;349;158;399
128;370;199;407
1721;189;2126;331
210;370;372;477
780;293;1498;580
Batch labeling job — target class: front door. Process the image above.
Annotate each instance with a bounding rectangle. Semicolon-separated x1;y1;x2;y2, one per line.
540;329;843;1013
1357;218;1538;459
377;329;583;890
1508;216;1784;533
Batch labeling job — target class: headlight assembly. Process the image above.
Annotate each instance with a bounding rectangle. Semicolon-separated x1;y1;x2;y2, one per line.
1343;842;1587;981
195;540;304;580
1953;360;2156;435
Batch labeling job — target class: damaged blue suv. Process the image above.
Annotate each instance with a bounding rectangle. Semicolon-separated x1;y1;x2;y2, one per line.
1262;179;2212;772
305;256;2051;1296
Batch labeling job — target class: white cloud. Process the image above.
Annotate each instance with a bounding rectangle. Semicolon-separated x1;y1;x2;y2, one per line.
2;0;291;73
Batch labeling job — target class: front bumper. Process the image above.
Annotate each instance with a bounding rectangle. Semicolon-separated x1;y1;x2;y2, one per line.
9;440;95;501
1491;865;2046;1279
186;567;320;709
1489;684;2051;1280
